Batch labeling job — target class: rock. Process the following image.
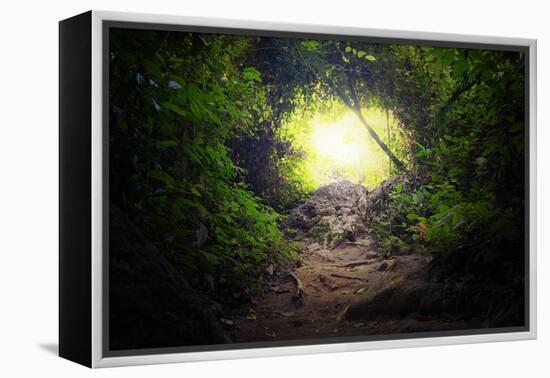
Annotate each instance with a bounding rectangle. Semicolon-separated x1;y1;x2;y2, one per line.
286;180;369;249
345;247;525;327
387;259;402;273
109;205;229;350
344;282;451;321
365;174;427;225
307;242;321;252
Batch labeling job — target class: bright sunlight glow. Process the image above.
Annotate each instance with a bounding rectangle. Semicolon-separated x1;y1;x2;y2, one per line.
310;113;365;166
279;103;403;190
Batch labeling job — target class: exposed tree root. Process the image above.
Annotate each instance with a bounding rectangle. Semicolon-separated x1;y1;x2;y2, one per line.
346;241;371;247
335;259;377;268
289;271;304;305
330;273;369;282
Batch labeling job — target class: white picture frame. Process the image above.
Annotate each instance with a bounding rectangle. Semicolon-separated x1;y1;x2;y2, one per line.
59;10;537;368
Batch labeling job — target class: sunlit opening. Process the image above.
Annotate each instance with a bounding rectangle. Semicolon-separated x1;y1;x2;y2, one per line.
279;103;403;190
310;114;365;166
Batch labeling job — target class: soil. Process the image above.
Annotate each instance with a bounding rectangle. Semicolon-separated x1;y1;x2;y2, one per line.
231;181;485;343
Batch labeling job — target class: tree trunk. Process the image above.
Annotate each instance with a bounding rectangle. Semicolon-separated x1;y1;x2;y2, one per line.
293;42;405;170
353;107;405;170
332;81;406;171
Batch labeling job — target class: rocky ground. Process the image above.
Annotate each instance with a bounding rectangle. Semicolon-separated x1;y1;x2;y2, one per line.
232;180;494;343
110;179;524;349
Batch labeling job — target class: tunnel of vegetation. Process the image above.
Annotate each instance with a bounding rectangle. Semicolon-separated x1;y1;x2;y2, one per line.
109;29;525;348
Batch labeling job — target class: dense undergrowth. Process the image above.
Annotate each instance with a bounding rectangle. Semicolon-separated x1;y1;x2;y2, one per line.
368;49;525;256
109;29;525;302
109;30;299;301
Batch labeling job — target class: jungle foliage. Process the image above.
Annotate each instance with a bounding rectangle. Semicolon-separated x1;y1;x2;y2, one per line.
109;28;525;301
109;30;298;300
370;47;525;254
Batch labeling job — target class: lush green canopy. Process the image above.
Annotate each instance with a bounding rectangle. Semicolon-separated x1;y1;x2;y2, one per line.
109;28;525;300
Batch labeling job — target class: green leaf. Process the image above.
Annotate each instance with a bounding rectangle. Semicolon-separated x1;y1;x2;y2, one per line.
148;170;175;187
201;251;220;266
161;102;187;118
345;46;352;53
301;40;320;49
243;67;262;82
395;182;403;194
190;186;202;197
365;55;376;61
357;51;366;58
453;58;469;75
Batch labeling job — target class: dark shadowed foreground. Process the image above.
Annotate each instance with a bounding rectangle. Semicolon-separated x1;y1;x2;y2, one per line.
109;179;524;350
109;206;228;350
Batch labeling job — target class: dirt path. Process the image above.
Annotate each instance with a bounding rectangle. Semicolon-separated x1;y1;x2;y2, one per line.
233;236;481;343
232;181;481;343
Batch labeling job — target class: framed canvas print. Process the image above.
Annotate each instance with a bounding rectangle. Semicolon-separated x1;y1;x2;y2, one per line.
59;10;537;368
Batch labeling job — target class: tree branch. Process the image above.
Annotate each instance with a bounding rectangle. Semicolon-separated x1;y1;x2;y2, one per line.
335;78;406;170
294;43;406;171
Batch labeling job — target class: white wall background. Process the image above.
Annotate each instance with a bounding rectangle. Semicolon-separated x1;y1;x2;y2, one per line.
0;0;547;376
